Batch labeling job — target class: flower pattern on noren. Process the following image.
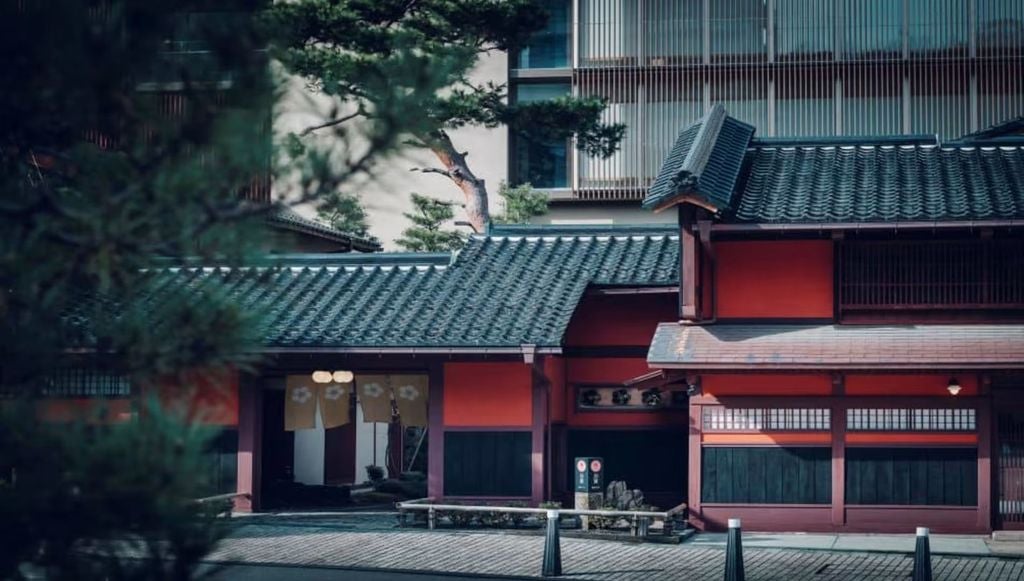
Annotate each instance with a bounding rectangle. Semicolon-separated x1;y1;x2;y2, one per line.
291;385;313;404
396;383;420;401
362;382;385;398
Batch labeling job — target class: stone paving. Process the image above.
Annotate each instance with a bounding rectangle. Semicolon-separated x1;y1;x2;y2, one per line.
211;518;1024;580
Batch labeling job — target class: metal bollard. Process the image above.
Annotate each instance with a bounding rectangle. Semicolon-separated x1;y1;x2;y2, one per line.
724;518;745;581
638;516;650;537
912;527;932;581
427;507;436;530
541;510;563;577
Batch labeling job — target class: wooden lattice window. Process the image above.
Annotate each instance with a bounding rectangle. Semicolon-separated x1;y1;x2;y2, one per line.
846;408;976;432
839;239;1024;312
702;407;831;432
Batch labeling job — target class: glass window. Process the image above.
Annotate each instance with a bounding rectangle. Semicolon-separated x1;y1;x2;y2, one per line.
776;68;835;136
514;83;571;188
978;0;1024;56
978;61;1024;129
910;64;970;139
776;0;834;62
643;74;703;181
576;77;640;190
579;0;639;67
517;0;571;69
841;66;901;135
710;0;767;64
908;0;968;57
710;73;769;131
642;0;703;65
843;0;902;60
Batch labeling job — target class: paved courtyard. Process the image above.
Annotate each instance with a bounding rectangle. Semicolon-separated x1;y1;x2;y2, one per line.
210;516;1024;580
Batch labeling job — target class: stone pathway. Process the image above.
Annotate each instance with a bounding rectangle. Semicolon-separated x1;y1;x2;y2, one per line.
211;519;1024;580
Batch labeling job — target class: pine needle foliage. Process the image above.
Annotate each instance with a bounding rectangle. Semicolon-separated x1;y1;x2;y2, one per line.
395;193;465;252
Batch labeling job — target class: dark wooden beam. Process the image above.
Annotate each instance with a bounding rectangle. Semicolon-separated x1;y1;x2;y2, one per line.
679;206;701;321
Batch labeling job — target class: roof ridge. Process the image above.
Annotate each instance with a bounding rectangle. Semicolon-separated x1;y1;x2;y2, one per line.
485;223;677;237
751;135;939;147
679;103;727;179
149;252;452;268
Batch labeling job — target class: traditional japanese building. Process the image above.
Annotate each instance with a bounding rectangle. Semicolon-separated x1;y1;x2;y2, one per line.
641;104;1024;532
60;107;1024;532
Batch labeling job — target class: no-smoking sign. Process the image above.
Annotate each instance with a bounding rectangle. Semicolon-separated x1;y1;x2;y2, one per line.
576;459;587;472
590;459;602;473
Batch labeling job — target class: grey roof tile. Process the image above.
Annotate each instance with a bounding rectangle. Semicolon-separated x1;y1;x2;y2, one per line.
732;144;1024;223
648;323;1024;369
79;226;679;350
644;104;756;211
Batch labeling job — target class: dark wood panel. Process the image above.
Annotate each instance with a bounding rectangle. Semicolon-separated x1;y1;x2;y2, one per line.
444;431;531;496
566;429;688;498
701;447;831;504
846;447;977;506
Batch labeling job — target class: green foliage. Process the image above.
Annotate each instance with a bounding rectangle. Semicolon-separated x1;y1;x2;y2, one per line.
493;181;548;224
0;1;417;578
265;0;626;224
0;399;232;580
395;194;465;252
316;190;371;238
365;465;385;483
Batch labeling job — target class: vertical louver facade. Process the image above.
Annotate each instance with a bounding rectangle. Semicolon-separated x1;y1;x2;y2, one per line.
512;0;1024;202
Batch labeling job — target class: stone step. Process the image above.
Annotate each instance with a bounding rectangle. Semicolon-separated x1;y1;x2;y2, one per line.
992;530;1024;542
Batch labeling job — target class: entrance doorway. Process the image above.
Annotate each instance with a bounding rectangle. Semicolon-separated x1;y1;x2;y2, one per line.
998;411;1024;529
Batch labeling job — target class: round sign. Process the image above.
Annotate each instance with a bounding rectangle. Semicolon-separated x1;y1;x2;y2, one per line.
576;460;586;472
590;459;602;473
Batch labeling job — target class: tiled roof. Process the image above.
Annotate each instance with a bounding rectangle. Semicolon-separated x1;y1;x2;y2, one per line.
647;106;1024;223
647;323;1024;370
643;104;755;212
959;116;1024;141
102;225;678;351
731;143;1024;223
266;207;381;252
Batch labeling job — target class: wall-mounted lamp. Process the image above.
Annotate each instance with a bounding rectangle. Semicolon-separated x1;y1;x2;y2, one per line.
312;370;354;383
947;377;962;396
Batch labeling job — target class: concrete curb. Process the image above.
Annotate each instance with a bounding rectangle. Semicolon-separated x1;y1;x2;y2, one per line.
203;559;541;580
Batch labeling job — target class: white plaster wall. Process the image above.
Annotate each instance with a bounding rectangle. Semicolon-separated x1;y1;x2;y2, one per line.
292;402;325;485
354;404;391;482
274;52;510;250
538;204;677;226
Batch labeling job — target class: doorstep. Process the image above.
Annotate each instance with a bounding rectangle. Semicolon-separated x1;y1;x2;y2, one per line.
685;532;992;556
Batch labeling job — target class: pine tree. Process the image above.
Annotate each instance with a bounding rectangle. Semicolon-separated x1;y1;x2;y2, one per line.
316;190;371;238
0;1;420;577
493;181;548;224
265;0;626;232
395;193;465;252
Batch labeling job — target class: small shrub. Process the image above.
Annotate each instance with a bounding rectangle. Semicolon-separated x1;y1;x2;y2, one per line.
589;506;619;530
399;471;426;482
448;509;477;527
538;501;562;524
365;464;385;483
507;501;528;528
478;510;507;528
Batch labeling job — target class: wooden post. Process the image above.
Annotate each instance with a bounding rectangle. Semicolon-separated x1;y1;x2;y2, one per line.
679;206;701;321
235;377;262;512
531;359;549;505
831;373;846;528
978;374;992;531
427;363;445;500
688;391;703;529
